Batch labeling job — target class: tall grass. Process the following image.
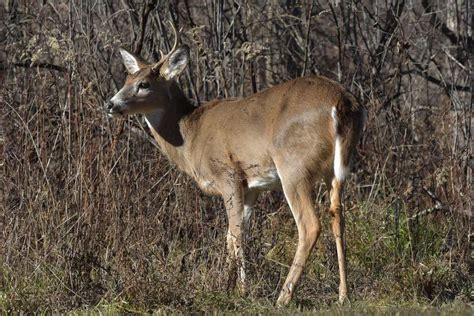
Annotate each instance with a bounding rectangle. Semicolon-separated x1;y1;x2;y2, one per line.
1;0;471;312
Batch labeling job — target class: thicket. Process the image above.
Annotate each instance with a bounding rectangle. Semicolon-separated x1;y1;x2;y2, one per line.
1;0;471;313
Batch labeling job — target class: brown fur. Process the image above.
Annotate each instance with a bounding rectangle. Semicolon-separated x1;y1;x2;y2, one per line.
108;51;365;305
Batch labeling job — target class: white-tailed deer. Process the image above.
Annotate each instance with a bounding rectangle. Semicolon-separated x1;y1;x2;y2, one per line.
105;25;365;306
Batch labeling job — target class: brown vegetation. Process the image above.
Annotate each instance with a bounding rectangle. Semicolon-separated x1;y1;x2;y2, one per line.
1;0;471;313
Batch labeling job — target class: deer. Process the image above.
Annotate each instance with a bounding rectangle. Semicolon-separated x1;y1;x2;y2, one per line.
105;25;365;306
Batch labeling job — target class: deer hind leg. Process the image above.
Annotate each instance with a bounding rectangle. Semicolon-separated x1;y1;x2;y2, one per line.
243;191;258;240
329;177;349;304
276;174;321;306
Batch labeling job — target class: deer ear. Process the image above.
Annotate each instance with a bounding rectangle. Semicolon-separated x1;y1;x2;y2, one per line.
161;46;189;80
119;48;143;74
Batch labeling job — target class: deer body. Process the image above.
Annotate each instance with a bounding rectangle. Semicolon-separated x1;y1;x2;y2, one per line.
106;29;365;305
145;77;347;194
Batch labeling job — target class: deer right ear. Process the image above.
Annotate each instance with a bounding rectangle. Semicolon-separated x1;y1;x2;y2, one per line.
161;46;189;80
119;48;141;74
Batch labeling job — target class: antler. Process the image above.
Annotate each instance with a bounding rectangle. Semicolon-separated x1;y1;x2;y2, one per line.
152;21;181;73
158;21;180;64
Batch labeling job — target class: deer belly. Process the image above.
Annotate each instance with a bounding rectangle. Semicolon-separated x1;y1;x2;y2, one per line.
247;170;281;191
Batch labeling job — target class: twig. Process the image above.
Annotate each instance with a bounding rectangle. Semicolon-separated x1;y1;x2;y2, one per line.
134;0;158;55
442;48;467;71
2;61;66;72
121;0;139;44
301;1;315;77
421;0;472;51
407;54;471;92
406;187;445;222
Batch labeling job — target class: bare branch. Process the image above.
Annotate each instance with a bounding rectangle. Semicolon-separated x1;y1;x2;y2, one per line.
421;0;472;51
133;0;158;55
407;54;471;92
2;61;66;72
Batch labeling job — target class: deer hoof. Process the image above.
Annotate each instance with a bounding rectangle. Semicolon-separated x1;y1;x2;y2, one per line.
276;283;293;307
338;295;351;307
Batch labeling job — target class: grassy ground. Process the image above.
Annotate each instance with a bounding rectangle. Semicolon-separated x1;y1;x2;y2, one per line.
68;299;473;315
1;192;471;313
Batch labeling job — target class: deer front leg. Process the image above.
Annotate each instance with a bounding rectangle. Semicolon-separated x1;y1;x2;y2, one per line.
223;184;247;293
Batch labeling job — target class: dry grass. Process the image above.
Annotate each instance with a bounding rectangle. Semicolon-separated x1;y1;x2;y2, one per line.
1;0;471;313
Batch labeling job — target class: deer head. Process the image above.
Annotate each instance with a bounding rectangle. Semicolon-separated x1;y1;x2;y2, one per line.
105;24;189;117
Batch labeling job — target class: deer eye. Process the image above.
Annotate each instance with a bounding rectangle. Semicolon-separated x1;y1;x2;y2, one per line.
138;81;150;90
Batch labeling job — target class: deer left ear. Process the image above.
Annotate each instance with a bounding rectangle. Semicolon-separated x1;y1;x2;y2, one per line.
119;48;147;74
120;48;140;75
161;46;189;80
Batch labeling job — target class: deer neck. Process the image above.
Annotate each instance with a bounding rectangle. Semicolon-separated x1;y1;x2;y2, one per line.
144;82;195;173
